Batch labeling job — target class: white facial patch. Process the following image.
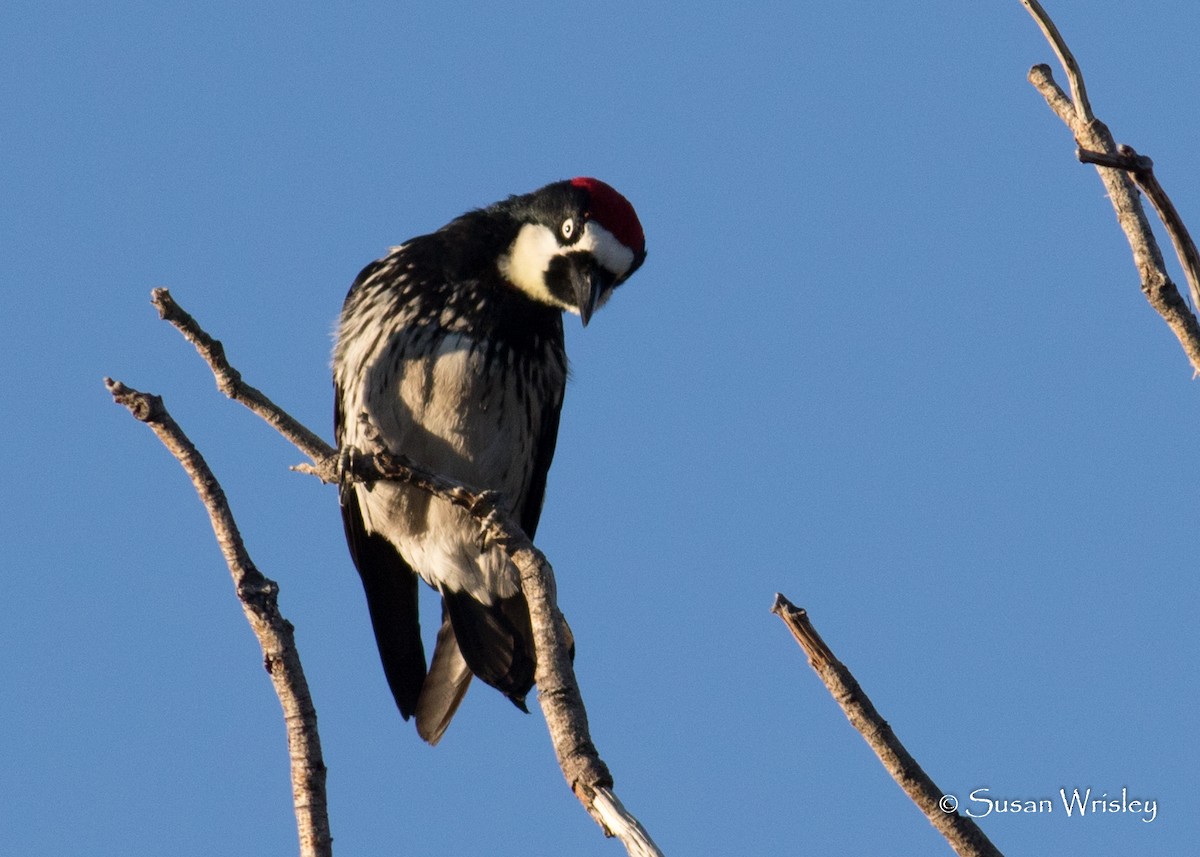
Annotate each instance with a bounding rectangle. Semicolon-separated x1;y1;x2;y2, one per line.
577;221;636;279
498;220;637;310
498;223;569;308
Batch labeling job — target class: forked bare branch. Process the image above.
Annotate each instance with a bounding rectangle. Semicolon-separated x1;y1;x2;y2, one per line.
1021;3;1200;373
1019;0;1092;122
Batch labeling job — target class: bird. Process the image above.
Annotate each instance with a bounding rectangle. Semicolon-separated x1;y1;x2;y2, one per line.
332;178;646;744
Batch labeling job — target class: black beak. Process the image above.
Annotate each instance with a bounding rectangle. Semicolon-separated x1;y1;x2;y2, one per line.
547;253;615;327
576;265;603;327
573;258;617;328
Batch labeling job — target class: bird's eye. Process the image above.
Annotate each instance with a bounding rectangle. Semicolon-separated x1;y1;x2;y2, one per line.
560;218;575;240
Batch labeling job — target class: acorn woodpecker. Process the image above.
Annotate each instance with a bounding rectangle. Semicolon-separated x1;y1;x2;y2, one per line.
333;178;646;744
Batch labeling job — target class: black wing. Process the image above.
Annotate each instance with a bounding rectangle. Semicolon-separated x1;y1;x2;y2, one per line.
336;389;427;720
519;375;563;542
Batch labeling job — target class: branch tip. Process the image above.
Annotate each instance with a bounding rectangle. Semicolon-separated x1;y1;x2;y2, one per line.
108;375;331;856
105;377;163;423
774;594;1003;857
770;592;798;617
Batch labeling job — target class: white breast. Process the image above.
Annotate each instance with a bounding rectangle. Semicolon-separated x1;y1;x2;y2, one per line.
337;319;562;603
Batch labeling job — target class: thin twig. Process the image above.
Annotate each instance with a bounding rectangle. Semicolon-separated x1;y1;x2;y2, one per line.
1023;9;1200;374
105;378;332;857
771;595;1004;857
147;291;664;856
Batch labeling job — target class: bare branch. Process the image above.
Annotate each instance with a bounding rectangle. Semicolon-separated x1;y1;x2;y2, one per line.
341;437;664;854
1023;12;1200;374
1019;0;1093;121
592;788;664;857
151;287;337;466
144;292;664;855
772;595;1004;857
105;378;332;857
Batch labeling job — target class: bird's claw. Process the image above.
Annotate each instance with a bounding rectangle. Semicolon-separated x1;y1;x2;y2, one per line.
473;489;505;551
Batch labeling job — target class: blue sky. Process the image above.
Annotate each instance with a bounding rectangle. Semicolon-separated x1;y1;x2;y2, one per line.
4;2;1198;854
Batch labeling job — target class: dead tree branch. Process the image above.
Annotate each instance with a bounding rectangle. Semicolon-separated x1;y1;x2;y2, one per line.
150;288;335;465
1021;0;1200;373
771;595;1004;857
105;378;332;857
129;289;663;856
